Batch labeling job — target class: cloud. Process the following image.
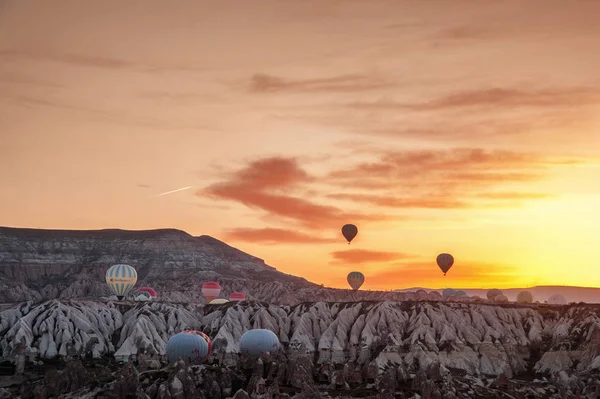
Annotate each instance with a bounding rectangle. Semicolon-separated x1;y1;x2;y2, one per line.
330;249;413;265
348;87;600;111
201;157;391;229
223;227;337;245
324;148;561;209
248;73;391;93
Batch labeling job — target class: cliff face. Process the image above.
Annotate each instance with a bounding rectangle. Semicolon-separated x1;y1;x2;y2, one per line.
2;299;600;398
0;227;323;304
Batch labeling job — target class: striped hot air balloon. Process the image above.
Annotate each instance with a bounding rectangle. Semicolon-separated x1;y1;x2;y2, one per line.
105;264;137;300
229;292;246;302
436;253;454;276
347;271;365;291
202;281;221;302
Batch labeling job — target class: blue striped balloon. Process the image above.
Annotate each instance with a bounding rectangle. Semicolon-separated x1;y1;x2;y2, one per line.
239;329;280;357
166;332;210;364
105;264;137;299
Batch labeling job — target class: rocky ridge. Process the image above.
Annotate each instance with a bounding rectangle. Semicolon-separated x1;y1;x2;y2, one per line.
1;299;600;398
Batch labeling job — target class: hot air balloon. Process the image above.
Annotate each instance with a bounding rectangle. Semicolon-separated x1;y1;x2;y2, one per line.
486;289;502;300
495;294;509;303
187;330;213;356
347;271;365;291
516;291;533;304
166;331;211;364
202;282;221;302
229;292;246;302
442;288;456;297
240;329;280;357
436;253;454;275
105;264;137;300
548;294;567;305
209;298;229;305
341;224;358;244
415;289;428;297
454;290;467;297
136;287;157;299
135;293;150;301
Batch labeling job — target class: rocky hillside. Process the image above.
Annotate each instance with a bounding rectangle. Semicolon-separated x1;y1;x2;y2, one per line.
1;299;600;398
0;226;327;304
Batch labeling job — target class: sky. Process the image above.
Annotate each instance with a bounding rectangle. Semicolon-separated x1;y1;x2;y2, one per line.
1;0;600;291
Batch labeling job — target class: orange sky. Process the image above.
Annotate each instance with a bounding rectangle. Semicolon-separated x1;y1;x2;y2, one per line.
1;0;600;291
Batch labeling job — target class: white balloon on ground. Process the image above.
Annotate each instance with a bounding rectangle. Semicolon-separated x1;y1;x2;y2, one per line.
240;329;280;357
548;293;567;305
166;332;210;364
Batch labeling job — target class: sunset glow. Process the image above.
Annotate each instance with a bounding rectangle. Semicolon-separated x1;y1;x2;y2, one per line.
2;0;600;290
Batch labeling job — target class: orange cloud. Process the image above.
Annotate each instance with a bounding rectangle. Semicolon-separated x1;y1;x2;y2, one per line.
324;148;556;209
201;157;391;229
224;227;337;245
330;249;413;265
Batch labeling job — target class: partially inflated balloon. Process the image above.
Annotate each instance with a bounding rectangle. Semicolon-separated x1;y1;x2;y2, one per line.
347;271;365;290
136;287;157;299
436;253;454;275
516;291;533;304
548;294;567;305
166;331;210;364
202;282;221;302
341;224;358;244
229;292;246;302
240;329;280;357
486;289;502;300
105;264;137;300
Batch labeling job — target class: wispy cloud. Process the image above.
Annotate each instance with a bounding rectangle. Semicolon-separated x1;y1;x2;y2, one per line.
330;249;413;265
224;227;337;245
248;73;392;93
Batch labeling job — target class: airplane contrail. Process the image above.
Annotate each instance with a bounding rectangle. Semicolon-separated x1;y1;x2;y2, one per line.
155;186;193;197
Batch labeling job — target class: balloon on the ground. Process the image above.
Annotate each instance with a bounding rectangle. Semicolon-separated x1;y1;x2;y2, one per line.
105;264;137;300
548;293;567;305
209;298;229;305
229;292;246;302
436;253;454;275
136;287;157;299
202;282;221;302
187;330;212;356
495;294;509;303
166;331;210;364
516;291;533;304
347;271;365;290
341;224;358;244
135;293;150;301
240;329;280;357
486;289;502;300
415;289;428;297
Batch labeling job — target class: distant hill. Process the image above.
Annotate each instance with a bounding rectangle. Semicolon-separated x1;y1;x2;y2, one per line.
395;286;600;303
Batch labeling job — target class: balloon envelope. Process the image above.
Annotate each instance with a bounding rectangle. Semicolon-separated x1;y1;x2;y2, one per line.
105;264;137;299
202;282;221;302
166;331;210;364
516;291;533;304
347;271;365;290
136;287;157;298
495;294;509;303
548;294;567;305
135;293;149;301
240;329;280;357
209;298;229;305
436;253;454;275
486;289;502;300
229;292;246;302
442;288;456;297
341;224;358;244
